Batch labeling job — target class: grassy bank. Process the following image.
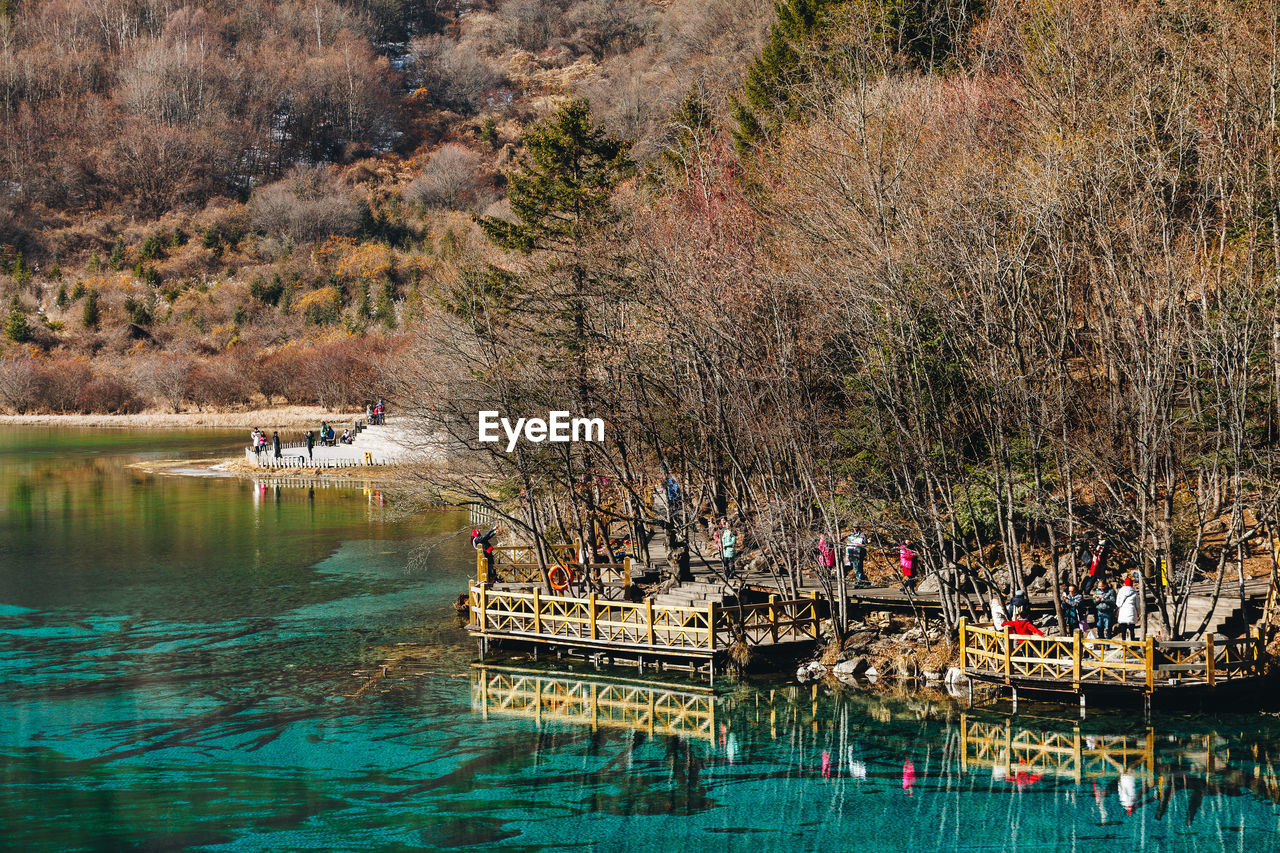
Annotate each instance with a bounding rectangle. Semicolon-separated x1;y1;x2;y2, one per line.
0;406;360;430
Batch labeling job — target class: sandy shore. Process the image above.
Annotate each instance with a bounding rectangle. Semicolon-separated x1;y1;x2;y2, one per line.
133;456;408;483
0;406;361;430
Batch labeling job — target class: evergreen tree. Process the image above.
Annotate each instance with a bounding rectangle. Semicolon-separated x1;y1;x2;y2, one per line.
82;289;100;329
731;0;841;154
11;251;31;285
108;235;126;270
55;285;68;309
481;117;499;149
4;300;30;343
356;280;372;321
375;279;396;328
86;251;101;273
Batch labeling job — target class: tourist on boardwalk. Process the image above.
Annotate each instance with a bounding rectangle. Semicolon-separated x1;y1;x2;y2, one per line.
720;521;737;579
817;534;836;579
1008;587;1030;621
899;540;917;592
305;430;314;461
1063;584;1088;633
1093;580;1117;638
844;527;869;587
251;428;263;460
990;593;1008;625
1088;536;1110;581
271;431;281;460
1115;576;1139;640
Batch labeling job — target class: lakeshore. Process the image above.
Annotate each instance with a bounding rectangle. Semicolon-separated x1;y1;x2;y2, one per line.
0;406;362;430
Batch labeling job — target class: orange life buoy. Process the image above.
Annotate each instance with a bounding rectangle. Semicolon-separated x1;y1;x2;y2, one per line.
548;564;572;591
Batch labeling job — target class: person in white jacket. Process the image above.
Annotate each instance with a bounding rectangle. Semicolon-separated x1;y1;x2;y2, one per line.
1115;576;1140;640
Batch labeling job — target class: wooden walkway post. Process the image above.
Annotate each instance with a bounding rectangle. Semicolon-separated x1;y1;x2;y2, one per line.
707;602;717;651
1145;636;1155;692
646;598;655;647
1205;633;1215;687
589;594;598;641
1003;626;1012;681
477;549;487;583
1072;630;1082;689
533;587;541;635
769;595;779;644
958;618;967;670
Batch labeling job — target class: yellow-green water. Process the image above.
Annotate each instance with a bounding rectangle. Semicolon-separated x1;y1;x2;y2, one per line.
1;427;1278;851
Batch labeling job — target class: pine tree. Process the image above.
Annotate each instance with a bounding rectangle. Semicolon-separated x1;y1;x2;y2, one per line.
86;251;101;273
4;299;30;343
82;289;100;329
11;251;31;285
55;285;68;309
108;235;126;270
375;279;396;328
731;0;839;154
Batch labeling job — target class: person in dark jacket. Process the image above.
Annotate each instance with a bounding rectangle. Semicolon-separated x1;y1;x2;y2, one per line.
1062;584;1087;633
1093;581;1117;639
271;431;281;459
1008;588;1030;621
305;430;314;460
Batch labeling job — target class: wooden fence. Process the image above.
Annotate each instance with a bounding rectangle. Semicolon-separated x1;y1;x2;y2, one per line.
471;666;715;739
960;618;1264;691
468;585;823;656
477;546;631;588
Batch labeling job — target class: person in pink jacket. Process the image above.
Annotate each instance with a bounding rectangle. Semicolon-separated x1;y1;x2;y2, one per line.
817;535;836;576
900;540;918;592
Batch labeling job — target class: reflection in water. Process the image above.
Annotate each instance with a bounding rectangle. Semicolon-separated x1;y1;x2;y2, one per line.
471;665;1280;850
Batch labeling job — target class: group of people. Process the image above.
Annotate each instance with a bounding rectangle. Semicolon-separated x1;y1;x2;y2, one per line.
990;576;1140;639
250;428;281;460
366;400;387;426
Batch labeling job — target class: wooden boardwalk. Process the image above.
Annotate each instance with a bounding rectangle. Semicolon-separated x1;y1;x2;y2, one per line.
960;619;1266;701
467;547;823;663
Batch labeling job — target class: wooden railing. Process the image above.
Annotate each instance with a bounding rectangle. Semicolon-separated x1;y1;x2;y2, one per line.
468;585;823;655
960;618;1264;690
471;666;715;739
477;548;631;588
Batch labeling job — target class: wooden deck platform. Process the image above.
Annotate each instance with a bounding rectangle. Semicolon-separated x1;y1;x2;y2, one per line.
960;619;1267;701
467;583;823;661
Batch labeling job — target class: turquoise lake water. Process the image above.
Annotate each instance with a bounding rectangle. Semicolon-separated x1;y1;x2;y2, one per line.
1;427;1279;851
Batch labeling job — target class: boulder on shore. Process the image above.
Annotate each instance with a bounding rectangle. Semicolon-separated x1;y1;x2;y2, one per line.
833;656;869;679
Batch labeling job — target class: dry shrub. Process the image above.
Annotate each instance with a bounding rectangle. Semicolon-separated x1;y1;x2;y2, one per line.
248;167;360;245
406;144;485;211
76;374;144;414
187;357;252;409
408;35;507;113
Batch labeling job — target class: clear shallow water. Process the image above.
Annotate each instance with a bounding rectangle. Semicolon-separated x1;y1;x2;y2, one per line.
1;428;1279;851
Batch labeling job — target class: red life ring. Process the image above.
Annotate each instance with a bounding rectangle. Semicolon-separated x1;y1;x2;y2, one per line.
549;564;572;591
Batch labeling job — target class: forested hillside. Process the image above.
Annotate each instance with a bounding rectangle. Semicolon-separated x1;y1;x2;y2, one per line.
0;0;770;412
394;0;1280;635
